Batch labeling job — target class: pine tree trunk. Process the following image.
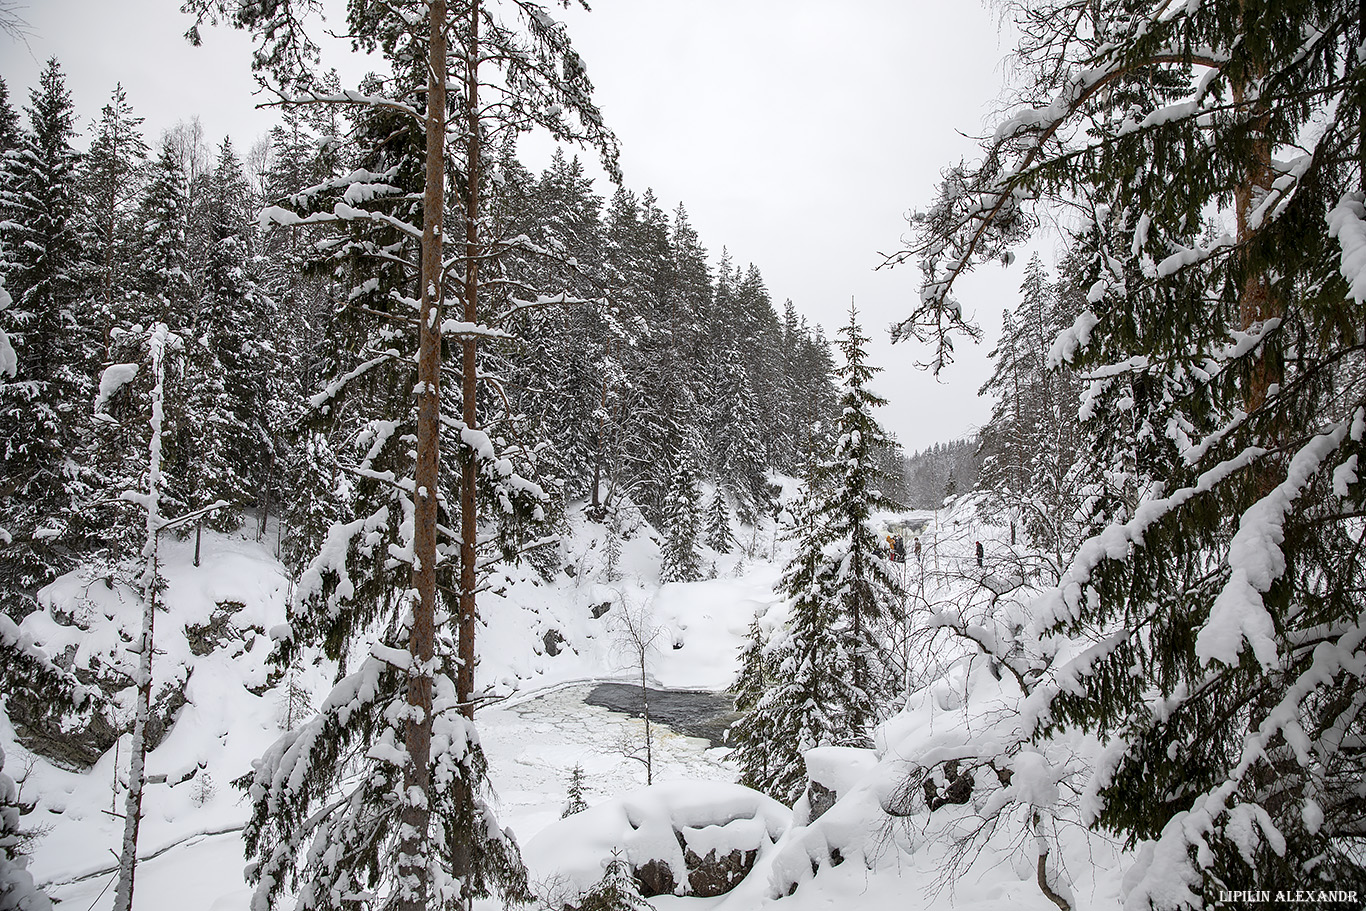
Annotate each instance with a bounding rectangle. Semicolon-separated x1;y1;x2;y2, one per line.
397;2;447;908
457;0;480;727
452;0;482;902
1360;0;1366;195
1233;2;1279;416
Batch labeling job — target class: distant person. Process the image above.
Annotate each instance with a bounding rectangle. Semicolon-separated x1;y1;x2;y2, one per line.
914;537;921;560
886;534;896;561
893;535;905;563
976;540;984;567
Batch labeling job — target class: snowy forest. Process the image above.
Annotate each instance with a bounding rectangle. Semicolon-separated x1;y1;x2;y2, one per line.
1;2;1365;911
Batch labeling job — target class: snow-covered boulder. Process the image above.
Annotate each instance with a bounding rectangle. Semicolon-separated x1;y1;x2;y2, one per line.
797;746;878;824
525;780;790;902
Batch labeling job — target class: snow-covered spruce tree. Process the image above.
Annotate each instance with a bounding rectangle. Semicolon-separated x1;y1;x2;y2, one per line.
976;252;1085;572
704;489;733;554
186;137;275;527
593;188;671;512
570;850;653;911
88;140;201;560
730;493;864;805
708;353;767;523
0;78;17;155
892;0;1366;902
732;309;906;803
659;454;702;583
184;2;617;909
491;148;610;502
823;306;905;715
561;764;588;818
727;612;778;784
80;84;148;357
0;58;97;620
0;613;82;911
136;141;196;331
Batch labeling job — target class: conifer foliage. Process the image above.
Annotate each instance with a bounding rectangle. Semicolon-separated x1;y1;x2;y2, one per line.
732;307;902;803
659;456;703;583
897;0;1366;901
0;742;47;911
571;851;653;911
704;490;734;554
822;307;904;709
0;59;94;619
181;1;619;908
731;495;860;804
976;253;1084;566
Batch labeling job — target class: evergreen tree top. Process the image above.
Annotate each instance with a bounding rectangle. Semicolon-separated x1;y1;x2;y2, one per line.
24;58;77;148
833;305;885;402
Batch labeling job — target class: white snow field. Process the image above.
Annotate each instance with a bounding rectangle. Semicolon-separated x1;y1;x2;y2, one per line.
9;499;1132;911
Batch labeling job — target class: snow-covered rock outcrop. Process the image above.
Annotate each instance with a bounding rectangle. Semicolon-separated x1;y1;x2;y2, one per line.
525;780;790;902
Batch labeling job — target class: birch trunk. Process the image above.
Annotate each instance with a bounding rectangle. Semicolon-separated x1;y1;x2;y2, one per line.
112;323;168;911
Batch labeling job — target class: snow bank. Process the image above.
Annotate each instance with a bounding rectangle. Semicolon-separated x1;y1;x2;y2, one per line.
524;780;790;897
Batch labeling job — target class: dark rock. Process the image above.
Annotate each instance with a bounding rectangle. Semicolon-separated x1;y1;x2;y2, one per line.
634;857;676;896
807;780;838;822
185;601;246;657
684;844;759;898
543;628;566;657
926;760;974;810
943;767;974;805
144;675;190;752
10;703;119;770
627;840;761;900
589;601;612;619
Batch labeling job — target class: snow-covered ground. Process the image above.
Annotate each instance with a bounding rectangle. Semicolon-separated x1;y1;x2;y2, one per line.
10;499;1134;911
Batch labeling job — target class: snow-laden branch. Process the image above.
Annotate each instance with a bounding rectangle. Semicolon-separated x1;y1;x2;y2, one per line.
1197;415;1355;669
439;319;512;341
260;203;421;240
266;87;421;121
308;349;402;413
1030;443;1269;636
1328;191;1366;303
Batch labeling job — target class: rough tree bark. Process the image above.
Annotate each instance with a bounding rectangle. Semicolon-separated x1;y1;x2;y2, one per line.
1233;1;1280;417
451;0;482;900
397;1;447;907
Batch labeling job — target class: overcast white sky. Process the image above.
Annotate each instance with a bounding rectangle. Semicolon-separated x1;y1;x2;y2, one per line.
1;0;1035;452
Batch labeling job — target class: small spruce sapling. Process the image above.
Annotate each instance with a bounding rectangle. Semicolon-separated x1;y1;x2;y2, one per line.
562;764;588;818
276;661;312;730
189;772;216;808
572;850;653;911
